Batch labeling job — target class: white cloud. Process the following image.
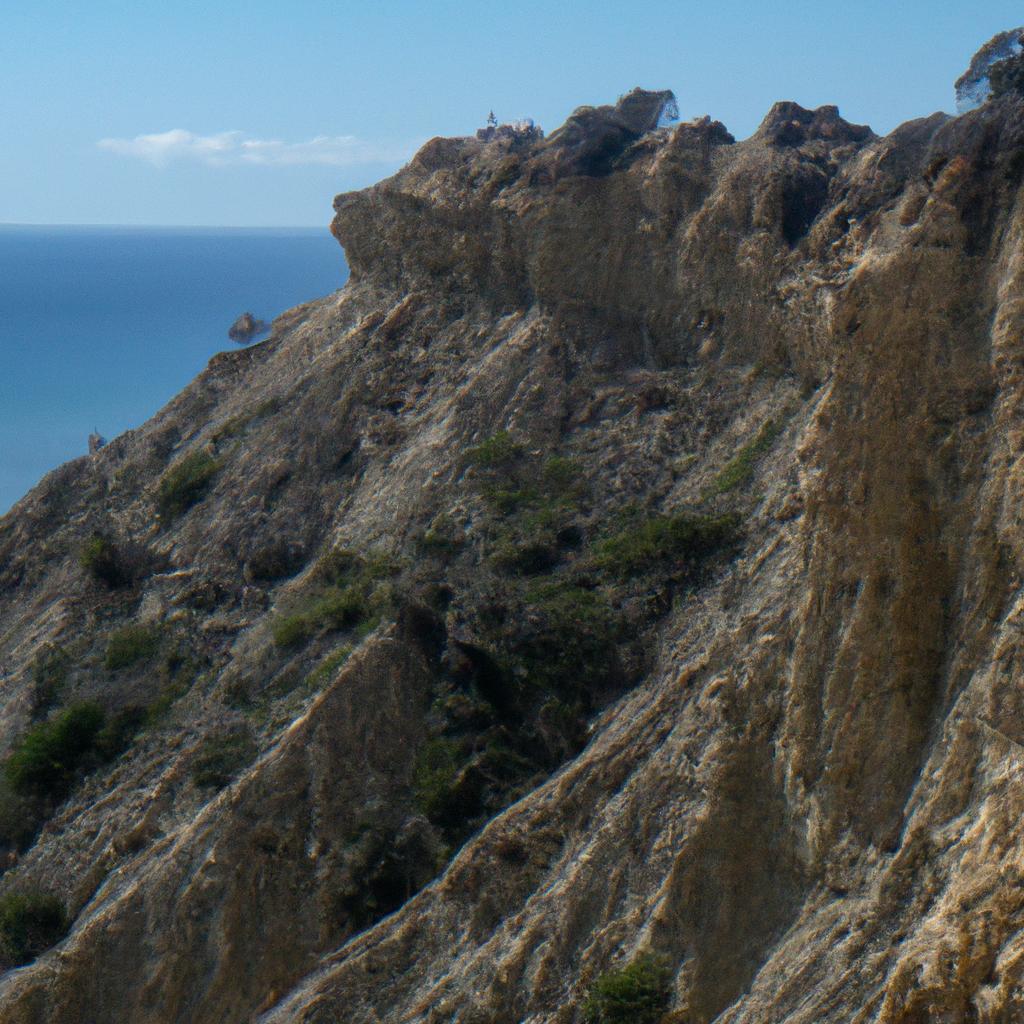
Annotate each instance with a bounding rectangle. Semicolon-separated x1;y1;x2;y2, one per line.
97;129;414;168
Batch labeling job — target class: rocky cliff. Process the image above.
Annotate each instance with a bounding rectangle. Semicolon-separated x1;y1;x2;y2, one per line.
1;55;1024;1024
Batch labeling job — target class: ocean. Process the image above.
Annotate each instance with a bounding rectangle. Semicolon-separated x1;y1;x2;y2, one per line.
0;226;348;515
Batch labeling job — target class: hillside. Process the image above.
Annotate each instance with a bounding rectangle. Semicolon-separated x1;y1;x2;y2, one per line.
0;56;1023;1023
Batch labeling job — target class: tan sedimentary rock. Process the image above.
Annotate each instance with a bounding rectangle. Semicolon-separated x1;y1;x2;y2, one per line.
3;76;1024;1023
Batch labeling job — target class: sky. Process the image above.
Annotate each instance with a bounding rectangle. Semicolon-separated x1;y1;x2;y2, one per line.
2;1;1022;227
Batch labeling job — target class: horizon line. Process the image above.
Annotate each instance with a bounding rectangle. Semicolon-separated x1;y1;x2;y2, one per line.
0;221;331;231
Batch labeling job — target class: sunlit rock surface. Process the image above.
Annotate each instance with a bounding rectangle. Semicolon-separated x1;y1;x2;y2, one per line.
4;74;1024;1022
955;26;1024;111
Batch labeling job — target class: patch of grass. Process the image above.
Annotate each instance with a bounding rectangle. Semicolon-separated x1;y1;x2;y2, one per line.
271;612;315;649
190;729;257;789
479;484;539;514
210;413;251;443
0;890;68;967
412;738;464;823
30;646;70;719
583;954;673;1024
465;430;524;469
540;455;584;498
157;450;219;518
490;536;559;576
272;586;369;648
706;418;783;496
104;624;161;670
4;702;106;800
306;645;353;690
210;397;282;444
594;512;738;578
272;548;397;649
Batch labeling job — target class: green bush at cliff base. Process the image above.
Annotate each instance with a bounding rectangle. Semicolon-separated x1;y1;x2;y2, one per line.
583;954;673;1024
0;890;68;967
157;450;219;517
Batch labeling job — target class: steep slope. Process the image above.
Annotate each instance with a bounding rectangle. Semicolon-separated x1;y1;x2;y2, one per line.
1;73;1024;1024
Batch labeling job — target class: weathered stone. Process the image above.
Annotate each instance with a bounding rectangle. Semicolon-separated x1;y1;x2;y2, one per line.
4;74;1024;1024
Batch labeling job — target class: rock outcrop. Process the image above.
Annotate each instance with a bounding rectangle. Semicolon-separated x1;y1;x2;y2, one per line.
228;311;267;344
2;68;1024;1023
955;26;1024;111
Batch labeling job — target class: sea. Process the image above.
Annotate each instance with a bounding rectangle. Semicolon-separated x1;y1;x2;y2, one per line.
0;226;348;515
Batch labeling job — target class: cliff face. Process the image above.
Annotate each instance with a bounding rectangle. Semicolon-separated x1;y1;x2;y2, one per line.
2;78;1024;1024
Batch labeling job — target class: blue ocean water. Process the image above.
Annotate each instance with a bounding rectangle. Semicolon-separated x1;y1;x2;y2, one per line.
0;226;348;515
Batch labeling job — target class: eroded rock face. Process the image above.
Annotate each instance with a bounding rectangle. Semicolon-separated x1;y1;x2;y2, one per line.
3;79;1024;1024
956;27;1024;111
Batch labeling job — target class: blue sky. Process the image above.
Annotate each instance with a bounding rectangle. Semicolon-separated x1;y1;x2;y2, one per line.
2;1;1021;226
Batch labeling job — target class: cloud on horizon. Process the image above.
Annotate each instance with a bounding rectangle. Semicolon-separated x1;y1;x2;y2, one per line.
97;129;416;168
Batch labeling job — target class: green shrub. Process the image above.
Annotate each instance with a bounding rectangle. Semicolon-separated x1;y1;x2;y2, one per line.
272;549;397;649
79;533;127;587
314;547;398;587
465;430;524;469
157;451;219;517
271;611;315;649
94;705;148;761
104;624;161;670
246;541;305;582
583;954;672;1024
540;455;583;497
511;583;622;706
0;890;68;967
706;419;783;495
190;729;257;789
417;514;463;556
5;703;106;800
594;513;738;578
272;586;370;648
80;533;151;588
490;537;559;576
412;738;463;821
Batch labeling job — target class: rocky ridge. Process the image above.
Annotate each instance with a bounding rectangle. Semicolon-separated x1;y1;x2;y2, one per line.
0;63;1023;1024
